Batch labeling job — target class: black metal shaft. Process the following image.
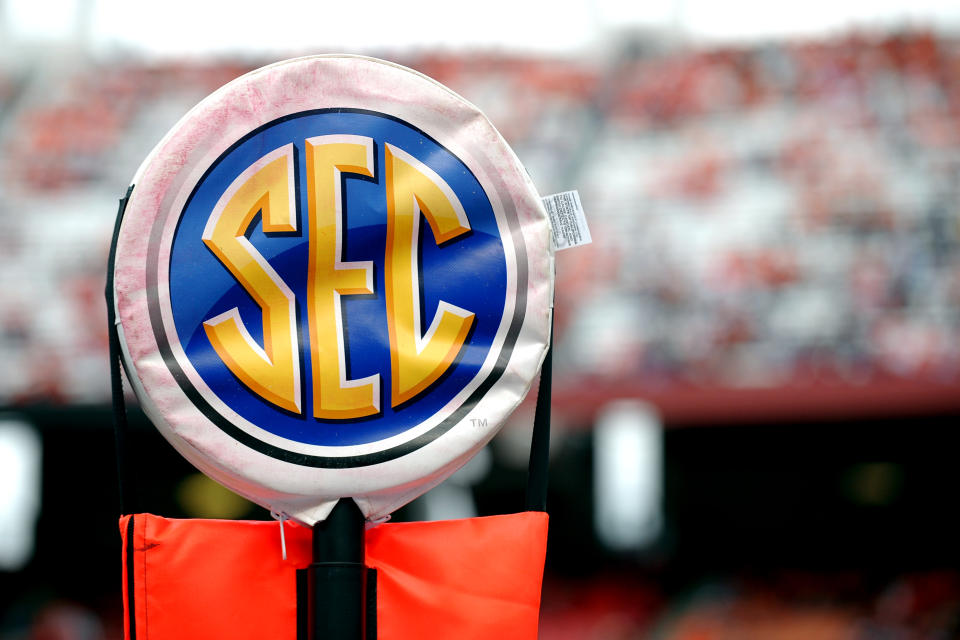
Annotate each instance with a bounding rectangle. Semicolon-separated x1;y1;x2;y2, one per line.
308;498;366;640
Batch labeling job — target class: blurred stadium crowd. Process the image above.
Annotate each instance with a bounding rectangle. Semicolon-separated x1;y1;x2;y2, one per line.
560;31;960;389
1;30;959;407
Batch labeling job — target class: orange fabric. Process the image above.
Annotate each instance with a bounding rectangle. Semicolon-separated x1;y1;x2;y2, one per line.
120;514;305;640
366;513;549;640
119;511;548;640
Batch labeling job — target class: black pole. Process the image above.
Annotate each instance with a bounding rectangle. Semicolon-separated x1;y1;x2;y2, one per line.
308;498;366;640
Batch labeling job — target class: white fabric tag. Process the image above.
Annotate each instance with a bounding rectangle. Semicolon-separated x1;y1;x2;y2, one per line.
543;190;591;250
270;511;288;560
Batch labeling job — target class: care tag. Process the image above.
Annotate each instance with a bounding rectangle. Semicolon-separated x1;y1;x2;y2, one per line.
543;190;591;250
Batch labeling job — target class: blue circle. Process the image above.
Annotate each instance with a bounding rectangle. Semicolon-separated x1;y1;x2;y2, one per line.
168;111;507;447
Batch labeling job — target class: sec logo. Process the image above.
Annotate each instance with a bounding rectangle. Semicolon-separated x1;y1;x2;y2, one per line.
165;110;515;463
114;56;552;523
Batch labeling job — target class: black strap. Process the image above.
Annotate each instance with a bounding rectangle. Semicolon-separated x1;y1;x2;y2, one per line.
124;515;138;640
525;323;553;512
365;568;377;640
107;185;137;516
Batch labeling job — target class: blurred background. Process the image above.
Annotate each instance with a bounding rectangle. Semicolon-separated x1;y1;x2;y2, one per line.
3;0;960;638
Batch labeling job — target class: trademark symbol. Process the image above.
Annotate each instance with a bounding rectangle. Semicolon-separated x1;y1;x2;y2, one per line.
470;418;488;428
